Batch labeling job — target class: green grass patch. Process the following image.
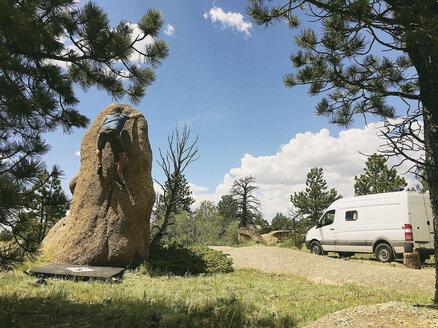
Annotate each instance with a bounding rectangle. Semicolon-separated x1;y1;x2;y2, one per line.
0;266;432;328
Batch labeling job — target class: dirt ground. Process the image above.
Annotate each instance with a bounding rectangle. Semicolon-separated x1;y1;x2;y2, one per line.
210;245;435;293
211;245;438;328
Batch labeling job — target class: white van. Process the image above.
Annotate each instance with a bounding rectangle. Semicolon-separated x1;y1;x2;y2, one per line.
305;190;434;262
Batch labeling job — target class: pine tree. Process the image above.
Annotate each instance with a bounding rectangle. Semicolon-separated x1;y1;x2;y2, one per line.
153;173;195;220
414;169;429;192
230;176;262;227
290;167;342;227
217;194;239;236
3;167;69;253
354;154;407;196
271;212;293;230
247;0;438;303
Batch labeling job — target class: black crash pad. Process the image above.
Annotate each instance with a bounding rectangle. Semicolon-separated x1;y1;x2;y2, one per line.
26;264;125;280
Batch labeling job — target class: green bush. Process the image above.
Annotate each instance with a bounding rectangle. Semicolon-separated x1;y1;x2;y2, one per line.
279;231;306;250
218;221;239;246
148;244;233;275
152;202;241;247
0;229;13;242
190;246;234;273
0;242;20;271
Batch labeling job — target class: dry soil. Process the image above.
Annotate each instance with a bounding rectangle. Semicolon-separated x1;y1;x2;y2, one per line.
211;245;437;328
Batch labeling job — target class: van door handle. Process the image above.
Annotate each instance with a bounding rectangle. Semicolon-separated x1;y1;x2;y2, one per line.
330;228;335;231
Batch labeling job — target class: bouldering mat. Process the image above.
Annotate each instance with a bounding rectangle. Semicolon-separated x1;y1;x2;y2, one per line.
26;264;125;281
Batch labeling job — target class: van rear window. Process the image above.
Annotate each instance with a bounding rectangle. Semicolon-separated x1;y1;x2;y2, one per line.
345;210;358;221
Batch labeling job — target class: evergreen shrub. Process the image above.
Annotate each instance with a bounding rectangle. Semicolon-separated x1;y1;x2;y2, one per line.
149;244;233;275
279;231;306;250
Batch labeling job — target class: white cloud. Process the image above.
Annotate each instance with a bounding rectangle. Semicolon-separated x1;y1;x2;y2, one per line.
189;183;209;194
126;23;155;63
190;122;422;221
204;7;252;37
44;43;78;70
45;18;157;71
164;24;175;36
75;151;80;156
153;182;162;196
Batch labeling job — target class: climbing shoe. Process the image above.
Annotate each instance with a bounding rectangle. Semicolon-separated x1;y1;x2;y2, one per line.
97;164;103;176
114;174;126;187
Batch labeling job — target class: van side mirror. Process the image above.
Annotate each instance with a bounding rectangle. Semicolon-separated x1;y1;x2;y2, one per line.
315;221;321;228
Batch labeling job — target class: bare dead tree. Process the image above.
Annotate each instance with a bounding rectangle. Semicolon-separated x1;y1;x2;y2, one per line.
379;106;428;180
151;125;199;246
230;176;262;227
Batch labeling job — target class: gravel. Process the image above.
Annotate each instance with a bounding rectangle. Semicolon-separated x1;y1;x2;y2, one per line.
211;245;438;328
303;302;438;328
210;245;434;293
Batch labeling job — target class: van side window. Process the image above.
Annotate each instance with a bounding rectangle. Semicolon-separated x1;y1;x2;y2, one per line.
319;210;335;227
345;210;358;221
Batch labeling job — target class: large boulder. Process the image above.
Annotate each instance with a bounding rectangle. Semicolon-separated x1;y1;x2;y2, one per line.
261;230;293;244
50;103;155;267
238;225;264;243
41;216;69;250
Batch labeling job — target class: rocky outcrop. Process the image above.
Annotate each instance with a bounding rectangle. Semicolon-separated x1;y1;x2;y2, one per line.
50;103;155;267
261;230;293;244
69;174;78;195
238;225;264;243
42;216;69;249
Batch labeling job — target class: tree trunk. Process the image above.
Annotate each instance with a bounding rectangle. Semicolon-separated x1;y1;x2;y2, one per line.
406;24;438;302
422;108;438;304
410;60;438;303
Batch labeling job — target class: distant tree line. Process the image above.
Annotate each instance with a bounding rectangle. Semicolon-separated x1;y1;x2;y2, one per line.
152;148;413;249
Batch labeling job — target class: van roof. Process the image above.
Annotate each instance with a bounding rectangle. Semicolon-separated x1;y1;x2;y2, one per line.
327;190;427;210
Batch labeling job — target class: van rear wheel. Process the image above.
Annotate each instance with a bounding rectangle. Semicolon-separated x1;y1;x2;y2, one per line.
375;243;394;263
310;241;325;256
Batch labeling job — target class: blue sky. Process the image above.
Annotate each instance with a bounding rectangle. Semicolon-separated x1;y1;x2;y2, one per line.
43;0;419;220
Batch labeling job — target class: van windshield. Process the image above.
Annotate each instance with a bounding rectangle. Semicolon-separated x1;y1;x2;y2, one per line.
319;210;335;227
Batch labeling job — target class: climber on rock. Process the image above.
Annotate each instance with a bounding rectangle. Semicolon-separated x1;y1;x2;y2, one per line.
95;107;144;187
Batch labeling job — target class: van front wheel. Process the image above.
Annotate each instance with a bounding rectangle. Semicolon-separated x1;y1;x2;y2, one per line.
310;241;325;256
375;243;394;263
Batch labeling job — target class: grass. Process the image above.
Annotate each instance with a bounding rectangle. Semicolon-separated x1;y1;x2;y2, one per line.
0;263;433;328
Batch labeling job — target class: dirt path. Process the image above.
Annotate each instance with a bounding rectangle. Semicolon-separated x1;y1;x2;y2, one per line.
211;245;435;294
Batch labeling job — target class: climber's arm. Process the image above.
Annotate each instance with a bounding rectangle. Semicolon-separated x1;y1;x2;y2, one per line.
129;112;144;120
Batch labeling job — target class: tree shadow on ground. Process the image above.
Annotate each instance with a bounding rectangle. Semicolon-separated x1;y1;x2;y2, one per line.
414;304;438;310
0;292;297;328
